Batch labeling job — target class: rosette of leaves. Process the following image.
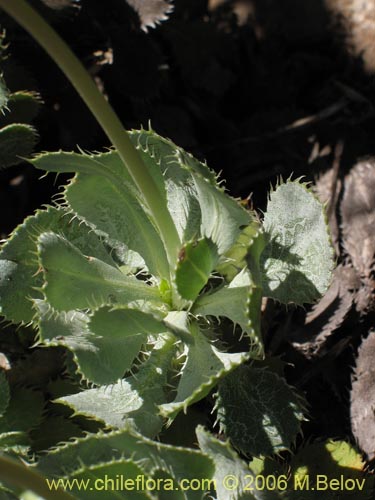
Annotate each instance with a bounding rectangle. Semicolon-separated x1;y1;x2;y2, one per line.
0;128;333;469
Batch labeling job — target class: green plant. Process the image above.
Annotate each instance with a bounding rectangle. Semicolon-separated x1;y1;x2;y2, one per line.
0;1;365;499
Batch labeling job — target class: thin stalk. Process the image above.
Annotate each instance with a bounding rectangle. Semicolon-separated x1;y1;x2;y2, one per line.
0;0;180;271
0;455;73;500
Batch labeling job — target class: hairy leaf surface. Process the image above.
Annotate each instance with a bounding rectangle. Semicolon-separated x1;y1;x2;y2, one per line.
0;207;114;323
31;151;169;279
216;366;306;456
37;302;168;385
261;181;333;304
38;232;160;311
59;335;176;436
38;428;214;500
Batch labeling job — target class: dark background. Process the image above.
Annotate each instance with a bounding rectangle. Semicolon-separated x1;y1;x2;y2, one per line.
1;0;374;236
1;0;375;454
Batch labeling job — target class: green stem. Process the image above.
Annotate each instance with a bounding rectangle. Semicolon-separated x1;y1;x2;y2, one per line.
0;455;73;500
0;0;180;271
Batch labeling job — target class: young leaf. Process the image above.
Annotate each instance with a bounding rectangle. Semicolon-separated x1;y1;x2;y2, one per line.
58;335;176;436
159;322;250;419
131;129;252;255
193;267;263;352
216;365;306;456
216;220;263;283
37;302;168;385
0;206;114;324
175;238;218;301
37;232;161;311
0;123;38;169
261;181;334;305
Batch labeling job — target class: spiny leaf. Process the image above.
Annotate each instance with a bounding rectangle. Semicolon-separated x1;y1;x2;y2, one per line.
0;372;9;418
217;220;263;283
0;206;114;324
126;0;173;32
175;237;218;301
0;91;41;127
196;427;282;500
31;130;251;281
261;181;334;305
193;267;263;352
37;427;214;500
37;302;168;385
37;232;161;311
159;321;250;419
216;365;306;456
31;150;170;279
131;129;251;254
68;459;153;499
59;335;176;437
0;123;38;169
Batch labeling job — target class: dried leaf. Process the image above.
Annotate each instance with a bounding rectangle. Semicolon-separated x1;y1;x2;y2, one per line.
341;159;375;279
125;0;173;31
351;330;375;460
341;159;375;312
291;264;357;358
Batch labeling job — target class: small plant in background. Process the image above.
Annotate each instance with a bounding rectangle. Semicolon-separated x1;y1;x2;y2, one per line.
0;1;371;499
0;32;40;171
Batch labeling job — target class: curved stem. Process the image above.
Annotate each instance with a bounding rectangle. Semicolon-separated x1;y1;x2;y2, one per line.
0;0;180;271
0;455;73;500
